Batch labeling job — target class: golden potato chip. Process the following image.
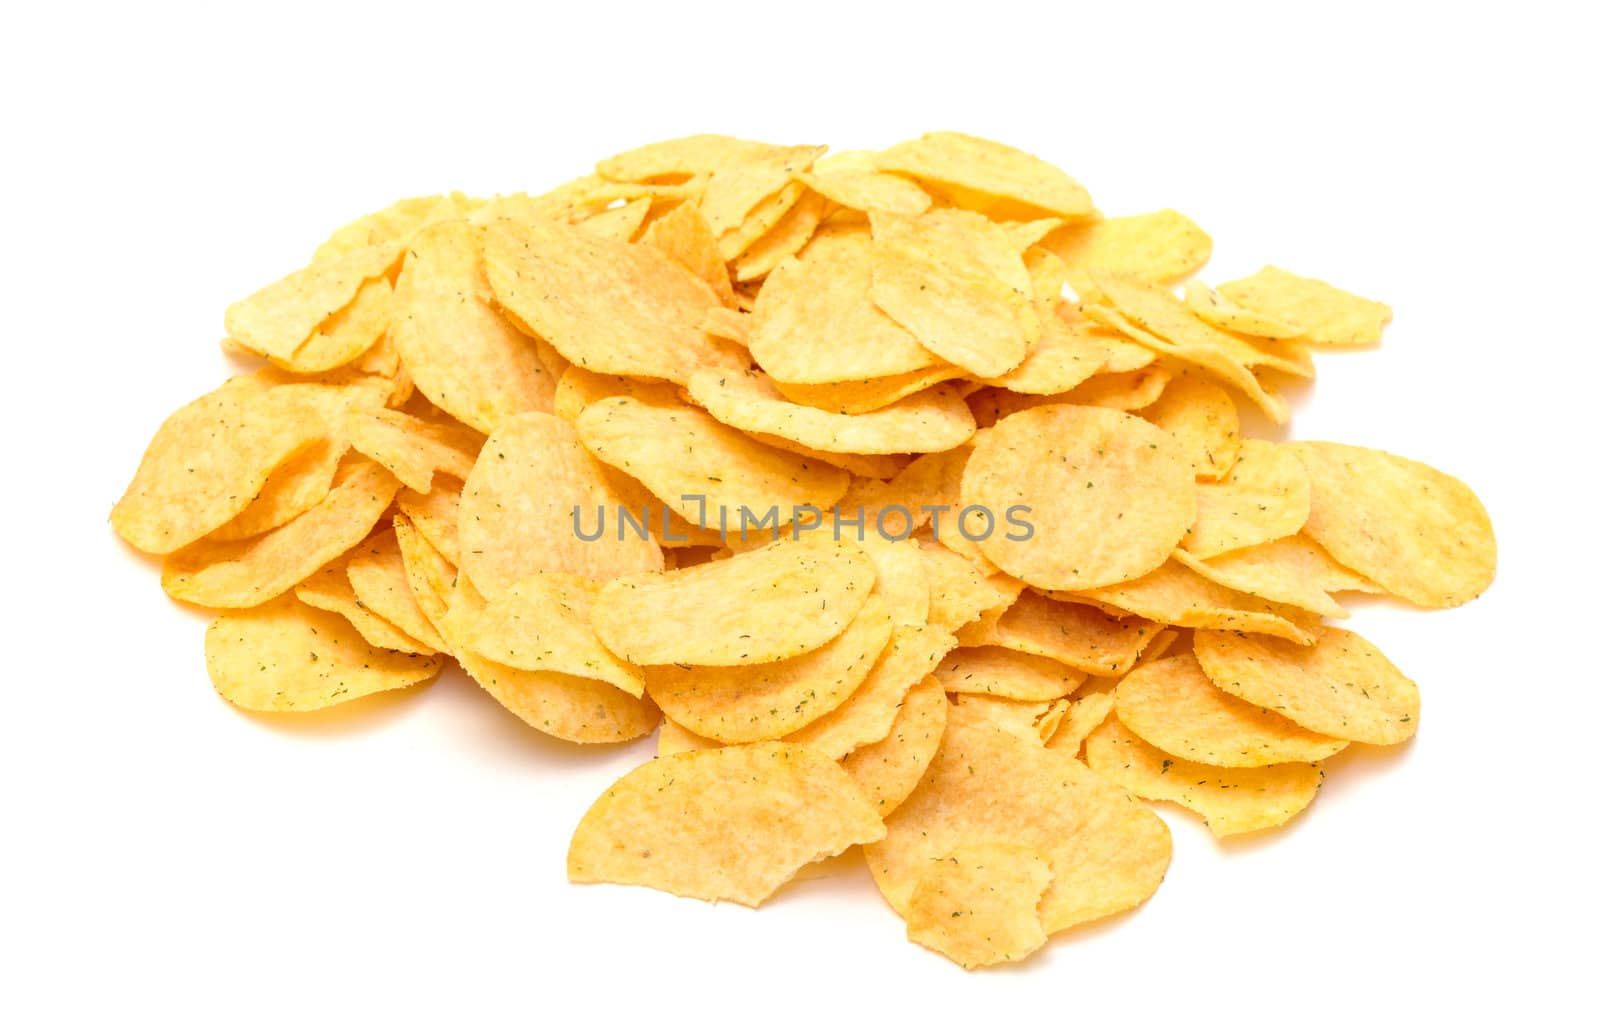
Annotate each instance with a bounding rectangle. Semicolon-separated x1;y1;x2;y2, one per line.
1217;266;1391;347
1288;442;1496;608
868;209;1037;379
657;718;720;756
718;180;808;260
1058;364;1171;411
701;306;751;345
391;513;454;636
919;540;1025;632
936;646;1085;703
771;367;962;418
205;596;440;712
162;460;401;609
840;678;949;816
1024;245;1070;300
641;200;736;306
552;367;682;425
459;413;663;598
394;479;461;566
1086;716;1322;837
567;742;884;906
596;134;778;184
311;194;461;262
1181;439;1311;559
346;526;448;653
345;406;480;494
1114;652;1347;766
874;132;1094;220
1064;562;1318;645
676;141;824;237
223;243;395;364
1173;535;1376;618
646;597;894;742
576;397;848;527
948;693;1058;744
1046;690;1115;756
1041;209;1211;298
295;561;433;655
593;535;873;666
208;439;345;541
961;592;1160;677
444;574;644;696
456;648;660;744
576;196;652;241
859;535;932;626
749;243;939;384
800;166;931;215
483;219;744;385
786;629;956;758
977;303;1108;395
1136;372;1241;480
731;188;829;282
390;221;558;434
865;704;1170;934
1004;217;1064;252
1184;280;1303;339
963;404;1195;591
904;843;1051;968
688;370;975;456
1194;627;1418;745
271;278;392;374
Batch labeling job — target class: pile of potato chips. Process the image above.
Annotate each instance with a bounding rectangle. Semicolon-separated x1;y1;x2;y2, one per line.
113;132;1496;968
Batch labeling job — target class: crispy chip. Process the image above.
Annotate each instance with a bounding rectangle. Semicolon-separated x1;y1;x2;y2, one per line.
345;406;481;494
905;843;1051;968
205;596;440;712
224;243;395;364
1086;716;1323;837
1058;365;1172;411
860;535;932;626
785;626;956;757
394;480;462;566
1217;266;1391;347
312;194;462;262
456;648;660;744
978;303;1108;395
874;132;1094;220
208;439;345;541
936;647;1084;702
568;743;884;906
274;278;393;374
960;592;1160;676
1288;442;1496;608
1136;372;1241;479
1046;690;1116;756
1182;439;1311;559
1173;535;1375;618
1041;210;1211;298
593;535;874;666
840;678;949;816
919;540;1025;632
392;514;454;635
641;201;736;306
801;166;931;215
1064;561;1319;645
731;188;829;282
963;404;1195;591
346;527;448;653
1184;280;1302;339
295;561;434;654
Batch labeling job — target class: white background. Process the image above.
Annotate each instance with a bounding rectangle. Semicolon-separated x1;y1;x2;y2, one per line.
4;2;1596;1032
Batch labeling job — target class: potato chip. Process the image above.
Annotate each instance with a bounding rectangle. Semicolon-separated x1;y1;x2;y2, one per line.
646;597;894;742
312;194;461;262
732;188;829;282
483;219;744;385
641;200;736;306
800;166;931;215
749;243;939;384
786;629;956;758
568;743;884;906
656;718;720;756
977;303;1108;395
391;513;454;635
919;540;1025;632
576;397;848;526
345;406;480;494
444;574;644;696
688;370;975;456
1194;627;1419;744
207;439;345;541
865;704;1170;935
859;535;932;626
961;592;1160;676
1217;266;1391;347
1040;209;1212;298
1136;372;1241;480
771;367;962;416
346;526;448;653
389;221;558;434
205;595;440;712
394;479;462;566
1024;245;1070;301
1058;364;1172;411
597;134;778;184
1288;442;1496;608
593;535;873;666
701;306;751;345
963;404;1195;591
1046;690;1115;756
552;367;682;425
224;243;395;364
456;648;660;744
295;561;434;655
575;196;652;241
868;209;1037;378
1086;716;1322;837
162;460;401;609
1064;562;1319;645
948;694;1059;743
272;278;393;374
1114;652;1346;766
874;132;1094;220
1181;439;1311;559
904;843;1051;968
459;413;663;598
718;180;808;260
1172;535;1375;618
840;678;949;816
936;646;1084;702
1184;280;1303;339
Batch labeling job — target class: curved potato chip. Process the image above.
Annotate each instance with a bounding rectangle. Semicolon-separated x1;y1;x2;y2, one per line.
224;243;395;363
800;167;931;215
1114;653;1346;766
1064;562;1319;645
731;188;829;282
646;597;894;742
688;370;975;456
273;278;392;374
313;194;463;262
840;678;950;816
552;367;682;425
859;535;931;626
576;397;848;526
593;535;874;666
1046;690;1116;756
1041;209;1211;298
978;304;1107;395
346;527;448;653
657;718;720;756
947;694;1056;744
295;561;433;654
919;540;1024;632
905;843;1051;969
1086;716;1322;838
445;575;644;697
345;407;480;494
1288;442;1495;608
1058;364;1172;411
394;479;461;566
459;413;663;598
208;439;346;541
786;629;956;758
641;201;736;306
391;514;454;635
163;461;401;609
874;132;1094;219
1184;280;1303;339
205;596;440;712
964;404;1194;591
390;221;557;434
1136;372;1241;480
1182;439;1311;559
575;196;651;241
961;592;1159;677
1172;535;1374;618
1194;627;1419;745
934;640;1090;704
865;704;1171;934
1217;266;1391;347
567;743;884;906
483;219;743;385
456;648;659;744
